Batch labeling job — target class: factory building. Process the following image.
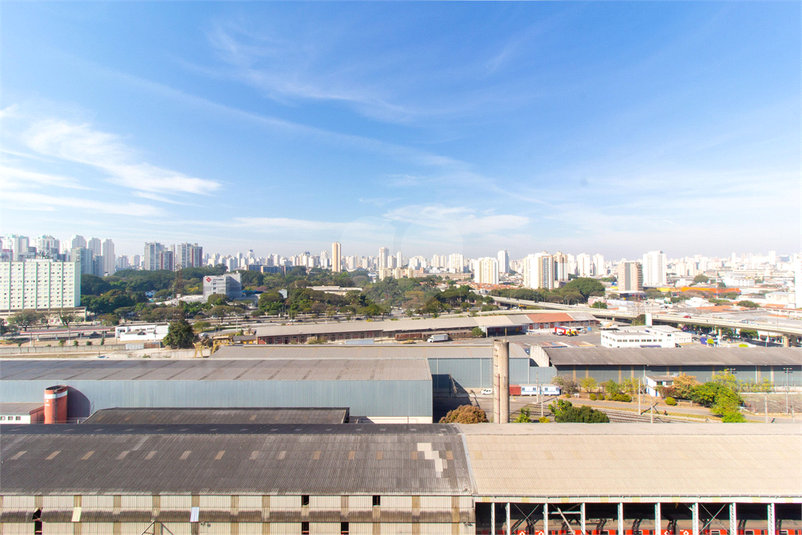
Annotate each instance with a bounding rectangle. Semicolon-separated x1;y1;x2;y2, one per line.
530;346;802;385
0;424;798;535
0;358;434;423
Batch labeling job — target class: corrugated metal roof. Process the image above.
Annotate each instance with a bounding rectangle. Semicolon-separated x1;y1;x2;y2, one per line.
0;402;43;414
212;345;531;360
0;424;474;496
543;346;802;366
459;423;802;498
0;358;432;382
526;313;573;323
83;407;349;425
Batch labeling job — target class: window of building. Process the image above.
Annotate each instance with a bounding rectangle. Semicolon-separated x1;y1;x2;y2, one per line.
302;495;310;507
341;523;349;535
372;495;380;507
302;522;310;535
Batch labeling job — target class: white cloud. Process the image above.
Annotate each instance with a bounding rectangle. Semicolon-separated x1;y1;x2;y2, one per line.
22;119;222;196
2;191;161;217
383;204;529;234
0;165;91;190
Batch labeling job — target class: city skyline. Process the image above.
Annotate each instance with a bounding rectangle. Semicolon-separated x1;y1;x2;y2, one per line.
1;3;799;257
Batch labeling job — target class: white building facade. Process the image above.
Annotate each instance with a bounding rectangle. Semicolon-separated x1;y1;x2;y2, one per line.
642;250;667;286
600;326;692;348
0;260;81;311
522;252;554;290
474;257;499;285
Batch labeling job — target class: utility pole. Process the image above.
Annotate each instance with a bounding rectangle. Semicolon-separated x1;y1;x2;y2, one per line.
765;392;769;423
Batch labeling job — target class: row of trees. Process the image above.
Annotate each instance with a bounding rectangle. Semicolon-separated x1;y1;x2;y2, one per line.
489;277;606;305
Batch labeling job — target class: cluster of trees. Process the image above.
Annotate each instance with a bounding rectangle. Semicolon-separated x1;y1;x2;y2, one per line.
658;372;747;422
549;399;609;423
489;278;605;305
2;309;77;335
551;376;637;402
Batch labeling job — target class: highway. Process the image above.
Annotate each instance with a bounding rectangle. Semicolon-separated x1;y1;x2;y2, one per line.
490;296;802;340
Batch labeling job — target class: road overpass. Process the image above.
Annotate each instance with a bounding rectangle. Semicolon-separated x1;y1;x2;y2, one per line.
490;296;802;346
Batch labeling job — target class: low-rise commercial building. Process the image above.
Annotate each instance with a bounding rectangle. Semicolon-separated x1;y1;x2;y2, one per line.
600;325;693;348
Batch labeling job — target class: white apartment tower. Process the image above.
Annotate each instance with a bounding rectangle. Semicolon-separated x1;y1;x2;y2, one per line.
70;235;87;250
0;260;81;311
378;247;389;271
102;239;115;276
576;253;593;277
87;238;102;257
36;236;60;259
553;252;569;282
497;250;509;274
176;243;203;269
332;242;342;273
522;252;554;290
642;250;667;286
144;242;166;271
474;257;499;285
448;253;465;274
592;254;605;277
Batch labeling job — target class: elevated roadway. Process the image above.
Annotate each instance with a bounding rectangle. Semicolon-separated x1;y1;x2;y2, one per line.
490;296;802;344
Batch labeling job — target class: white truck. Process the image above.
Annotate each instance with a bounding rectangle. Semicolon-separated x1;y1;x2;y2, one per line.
427;334;449;343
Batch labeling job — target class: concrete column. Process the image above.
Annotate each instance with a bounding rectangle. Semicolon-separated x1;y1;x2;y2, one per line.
618;503;624;535
493;340;510;423
782;335;790;348
507;502;511;535
729;503;737;535
544;503;549;535
691;503;699;535
580;503;586;535
767;503;775;535
655;503;661;535
492;502;496;535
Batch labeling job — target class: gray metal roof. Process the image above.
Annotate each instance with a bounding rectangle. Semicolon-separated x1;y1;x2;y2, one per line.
0;402;43;414
83;407;349;425
0;358;432;382
543;346;802;366
252;316;537;338
458;423;802;498
0;424;473;496
212;344;531;360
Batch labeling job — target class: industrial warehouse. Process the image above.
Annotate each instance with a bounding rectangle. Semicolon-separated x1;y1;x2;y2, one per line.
0;423;799;535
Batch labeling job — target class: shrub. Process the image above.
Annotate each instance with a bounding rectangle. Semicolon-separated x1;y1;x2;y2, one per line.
439;405;489;424
611;393;632;402
538;416;549;423
73;340;78;346
665;397;677;406
589;393;597;401
85;341;92;346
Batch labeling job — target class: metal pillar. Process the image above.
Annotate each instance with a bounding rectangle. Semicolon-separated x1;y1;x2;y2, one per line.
729;503;737;535
618;503;624;535
767;503;775;535
655;503;661;535
580;503;586;535
691;503;699;535
493;340;510;423
492;502;496;535
507;502;511;535
544;503;549;535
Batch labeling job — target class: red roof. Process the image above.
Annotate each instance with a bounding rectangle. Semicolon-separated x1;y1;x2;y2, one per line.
526;313;574;323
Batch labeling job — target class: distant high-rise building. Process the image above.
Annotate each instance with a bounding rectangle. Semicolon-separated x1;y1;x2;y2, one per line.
70;247;94;275
2;235;30;262
618;261;643;293
522;252;554;290
378;247;389;271
87;238;102;257
592;254;605;277
144;242;165;271
396;251;404;269
35;235;60;259
176;243;203;269
497;250;509;274
332;242;342;272
0;260;81;311
70;235;87;250
474;258;499;285
553;252;569;282
448;253;465;274
642;251;667;287
576;253;592;277
102;239;115;276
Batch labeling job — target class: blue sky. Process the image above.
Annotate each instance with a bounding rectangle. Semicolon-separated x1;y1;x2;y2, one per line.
1;2;799;260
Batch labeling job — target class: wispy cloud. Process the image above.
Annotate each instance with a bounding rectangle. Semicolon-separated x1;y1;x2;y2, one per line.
0;165;92;190
3;191;160;217
22;119;222;196
383;204;529;234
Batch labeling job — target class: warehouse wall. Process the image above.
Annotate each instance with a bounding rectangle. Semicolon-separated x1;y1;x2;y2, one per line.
429;358;556;390
0;379;432;420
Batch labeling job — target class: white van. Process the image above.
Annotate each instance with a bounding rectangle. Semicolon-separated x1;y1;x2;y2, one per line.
480;388;493;395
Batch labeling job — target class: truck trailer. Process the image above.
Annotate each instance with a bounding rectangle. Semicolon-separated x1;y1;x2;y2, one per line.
427;334;449;343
